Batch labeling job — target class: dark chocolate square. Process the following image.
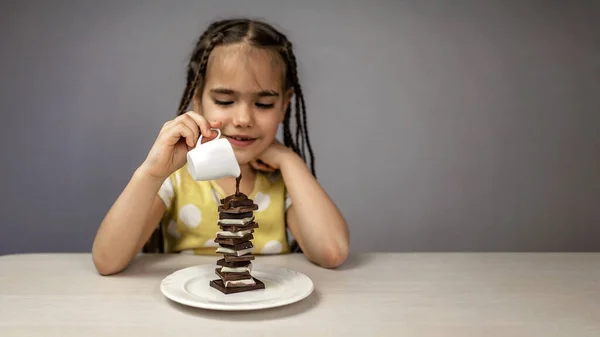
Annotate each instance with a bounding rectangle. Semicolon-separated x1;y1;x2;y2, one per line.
218;204;258;214
220;197;255;208
218;241;253;251
216;258;252;268
215;267;252;281
215;234;254;245
218;222;259;232
209;277;265;294
219;211;254;220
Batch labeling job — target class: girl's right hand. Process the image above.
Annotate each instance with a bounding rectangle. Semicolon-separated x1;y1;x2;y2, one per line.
139;111;222;180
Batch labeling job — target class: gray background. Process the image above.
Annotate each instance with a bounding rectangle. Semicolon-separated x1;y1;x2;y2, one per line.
1;0;599;255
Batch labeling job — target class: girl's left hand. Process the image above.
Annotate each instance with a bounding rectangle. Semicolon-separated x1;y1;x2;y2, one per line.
250;139;295;172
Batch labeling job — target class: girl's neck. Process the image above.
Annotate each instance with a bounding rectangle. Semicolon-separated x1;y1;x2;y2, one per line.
214;164;256;196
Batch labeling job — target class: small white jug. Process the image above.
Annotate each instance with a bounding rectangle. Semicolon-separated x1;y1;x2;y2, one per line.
186;128;241;181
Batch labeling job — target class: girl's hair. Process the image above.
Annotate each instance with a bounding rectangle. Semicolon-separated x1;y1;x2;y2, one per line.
176;18;315;177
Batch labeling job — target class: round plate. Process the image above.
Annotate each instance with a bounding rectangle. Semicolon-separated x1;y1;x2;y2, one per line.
160;263;314;311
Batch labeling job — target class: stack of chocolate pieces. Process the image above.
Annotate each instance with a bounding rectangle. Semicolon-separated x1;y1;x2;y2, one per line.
209;188;265;294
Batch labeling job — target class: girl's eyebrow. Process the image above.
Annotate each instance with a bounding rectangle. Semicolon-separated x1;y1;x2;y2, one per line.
210;88;235;95
210;87;279;97
257;90;279;97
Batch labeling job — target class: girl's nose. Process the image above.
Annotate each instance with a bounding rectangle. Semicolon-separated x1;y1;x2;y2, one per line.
232;103;254;128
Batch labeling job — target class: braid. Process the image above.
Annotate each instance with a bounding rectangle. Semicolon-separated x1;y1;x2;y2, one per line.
176;32;224;116
283;41;316;177
282;108;299;153
295;90;305;158
296;85;312;172
176;64;201;116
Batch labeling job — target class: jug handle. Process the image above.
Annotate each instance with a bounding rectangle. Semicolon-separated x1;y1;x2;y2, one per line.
196;128;221;147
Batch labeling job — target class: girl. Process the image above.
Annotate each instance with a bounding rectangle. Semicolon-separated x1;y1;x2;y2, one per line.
92;18;349;275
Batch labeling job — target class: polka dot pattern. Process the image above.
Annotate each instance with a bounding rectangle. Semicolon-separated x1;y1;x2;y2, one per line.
254;192;271;212
158;178;174;208
261;240;283;254
203;240;219;248
179;204;202;228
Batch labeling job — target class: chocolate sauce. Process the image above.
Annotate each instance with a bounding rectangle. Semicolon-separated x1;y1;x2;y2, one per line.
235;174;242;196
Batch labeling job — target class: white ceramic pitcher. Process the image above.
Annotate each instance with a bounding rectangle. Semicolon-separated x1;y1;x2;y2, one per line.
186;129;240;180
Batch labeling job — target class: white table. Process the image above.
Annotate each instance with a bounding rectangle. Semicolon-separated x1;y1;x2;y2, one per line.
1;253;599;336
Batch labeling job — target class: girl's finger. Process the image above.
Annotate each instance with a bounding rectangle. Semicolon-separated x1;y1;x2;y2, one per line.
250;161;264;171
179;114;201;146
209;120;223;129
183;111;215;141
164;123;195;148
158;119;174;136
251;160;274;172
164;116;197;145
257;159;276;170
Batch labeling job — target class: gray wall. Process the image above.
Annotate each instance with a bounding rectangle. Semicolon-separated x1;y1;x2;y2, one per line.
1;0;599;255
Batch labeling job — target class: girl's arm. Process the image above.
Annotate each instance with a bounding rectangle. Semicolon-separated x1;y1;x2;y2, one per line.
280;155;349;268
92;169;166;275
251;141;349;268
92;111;220;275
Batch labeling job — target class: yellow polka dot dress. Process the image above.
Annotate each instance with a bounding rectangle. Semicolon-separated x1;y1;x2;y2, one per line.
157;164;294;255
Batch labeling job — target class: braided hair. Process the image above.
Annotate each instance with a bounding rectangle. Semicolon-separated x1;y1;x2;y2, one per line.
176;18;315;177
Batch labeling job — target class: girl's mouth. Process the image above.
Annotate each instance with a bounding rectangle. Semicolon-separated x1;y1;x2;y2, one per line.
224;135;257;147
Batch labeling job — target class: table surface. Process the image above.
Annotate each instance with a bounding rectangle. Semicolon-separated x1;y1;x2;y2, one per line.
1;252;599;336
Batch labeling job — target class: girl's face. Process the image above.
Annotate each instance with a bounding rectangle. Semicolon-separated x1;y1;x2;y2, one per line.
193;43;292;165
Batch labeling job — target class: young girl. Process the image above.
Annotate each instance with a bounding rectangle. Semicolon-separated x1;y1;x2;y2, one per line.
92;18;349;275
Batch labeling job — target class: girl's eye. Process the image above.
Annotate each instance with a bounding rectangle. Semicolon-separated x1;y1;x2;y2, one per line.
255;103;274;109
215;100;233;106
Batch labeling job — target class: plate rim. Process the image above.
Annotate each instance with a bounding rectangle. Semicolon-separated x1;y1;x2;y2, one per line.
160;263;314;311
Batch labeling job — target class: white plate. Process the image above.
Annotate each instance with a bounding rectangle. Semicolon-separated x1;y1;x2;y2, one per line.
160;263;314;311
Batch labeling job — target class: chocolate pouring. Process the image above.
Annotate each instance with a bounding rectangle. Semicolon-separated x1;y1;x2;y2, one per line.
209;175;265;294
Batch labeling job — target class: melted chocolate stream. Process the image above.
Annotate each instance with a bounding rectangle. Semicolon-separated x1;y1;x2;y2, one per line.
235;174;242;196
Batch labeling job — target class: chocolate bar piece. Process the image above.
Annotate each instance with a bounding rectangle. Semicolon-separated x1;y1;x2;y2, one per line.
220;195;255;209
221;199;254;208
218;241;253;251
210;278;265;294
215;268;251;281
218;204;258;214
216;258;251;268
219;211;254;220
215;234;253;245
218;222;259;232
224;254;255;263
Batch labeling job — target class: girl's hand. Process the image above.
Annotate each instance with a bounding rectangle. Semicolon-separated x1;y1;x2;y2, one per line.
139;111;222;180
250;139;296;173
